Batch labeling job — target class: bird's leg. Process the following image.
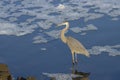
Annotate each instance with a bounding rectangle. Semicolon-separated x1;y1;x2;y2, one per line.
75;54;78;64
72;52;75;64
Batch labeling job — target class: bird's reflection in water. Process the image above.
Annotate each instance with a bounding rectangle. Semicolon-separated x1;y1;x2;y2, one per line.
72;64;90;80
72;69;90;80
44;64;90;80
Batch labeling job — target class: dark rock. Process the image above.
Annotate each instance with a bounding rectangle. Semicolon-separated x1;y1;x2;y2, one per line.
17;77;26;80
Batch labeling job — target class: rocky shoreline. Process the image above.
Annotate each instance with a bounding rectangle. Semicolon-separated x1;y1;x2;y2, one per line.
0;64;36;80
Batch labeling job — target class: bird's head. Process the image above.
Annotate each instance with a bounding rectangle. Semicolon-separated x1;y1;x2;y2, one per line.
57;21;69;27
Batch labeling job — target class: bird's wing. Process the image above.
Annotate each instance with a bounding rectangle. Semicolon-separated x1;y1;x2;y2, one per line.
66;36;88;54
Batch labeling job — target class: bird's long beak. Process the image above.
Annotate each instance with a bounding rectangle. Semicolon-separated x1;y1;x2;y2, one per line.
57;22;68;27
57;23;64;27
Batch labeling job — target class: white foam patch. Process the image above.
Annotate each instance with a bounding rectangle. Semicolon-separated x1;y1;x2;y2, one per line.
0;0;120;44
111;18;119;21
86;24;98;30
70;27;81;33
33;35;48;44
89;45;120;56
37;21;52;30
84;13;104;22
43;73;81;80
45;30;61;39
70;24;98;33
0;22;37;36
41;48;47;51
57;4;66;10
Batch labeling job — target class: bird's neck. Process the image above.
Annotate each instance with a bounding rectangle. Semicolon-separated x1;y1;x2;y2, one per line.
60;24;69;43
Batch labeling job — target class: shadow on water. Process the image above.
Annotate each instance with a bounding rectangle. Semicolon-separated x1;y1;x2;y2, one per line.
43;64;90;80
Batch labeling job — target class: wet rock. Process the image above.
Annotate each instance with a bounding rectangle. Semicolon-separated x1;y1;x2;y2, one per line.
26;76;36;80
17;77;26;80
0;64;12;80
0;64;36;80
17;76;36;80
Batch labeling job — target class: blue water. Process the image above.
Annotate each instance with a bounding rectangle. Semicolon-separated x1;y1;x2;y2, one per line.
0;18;120;80
0;0;120;80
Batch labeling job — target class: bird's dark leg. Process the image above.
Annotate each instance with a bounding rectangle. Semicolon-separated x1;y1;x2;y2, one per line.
75;54;78;64
72;52;75;64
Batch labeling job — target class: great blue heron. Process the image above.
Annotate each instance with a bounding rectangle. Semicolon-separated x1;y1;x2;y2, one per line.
57;22;90;64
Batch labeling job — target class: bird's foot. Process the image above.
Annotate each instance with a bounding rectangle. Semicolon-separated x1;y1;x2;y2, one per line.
72;62;75;65
72;61;78;65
